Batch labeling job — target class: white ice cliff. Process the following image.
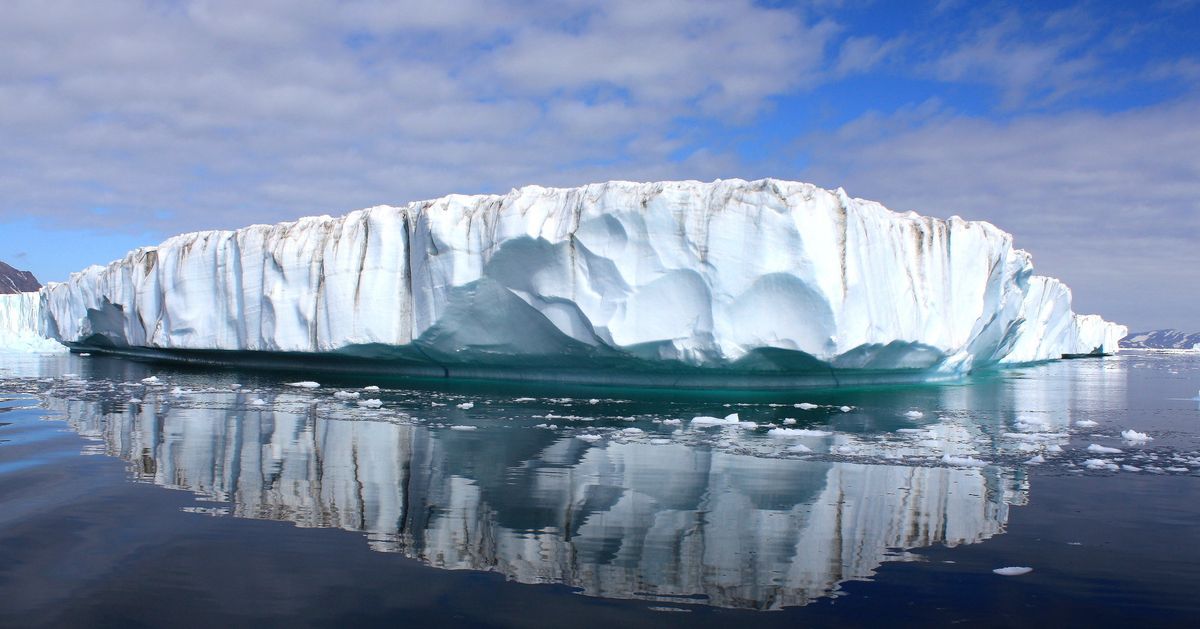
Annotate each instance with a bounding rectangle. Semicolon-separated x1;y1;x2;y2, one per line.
21;179;1123;384
0;293;65;353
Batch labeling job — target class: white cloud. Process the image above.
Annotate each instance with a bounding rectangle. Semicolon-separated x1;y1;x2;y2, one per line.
803;99;1200;329
923;11;1101;108
0;0;842;236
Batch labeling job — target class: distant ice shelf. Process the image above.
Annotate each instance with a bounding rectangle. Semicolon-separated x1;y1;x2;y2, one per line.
9;178;1125;387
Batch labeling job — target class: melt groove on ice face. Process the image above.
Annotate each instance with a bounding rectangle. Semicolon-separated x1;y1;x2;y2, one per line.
17;178;1123;375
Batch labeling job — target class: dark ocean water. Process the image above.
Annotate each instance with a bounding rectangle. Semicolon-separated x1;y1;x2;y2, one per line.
0;351;1197;628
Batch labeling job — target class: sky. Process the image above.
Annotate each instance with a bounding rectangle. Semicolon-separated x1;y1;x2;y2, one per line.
1;0;1197;331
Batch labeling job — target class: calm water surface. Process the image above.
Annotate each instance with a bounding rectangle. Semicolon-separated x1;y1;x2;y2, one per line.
0;351;1197;627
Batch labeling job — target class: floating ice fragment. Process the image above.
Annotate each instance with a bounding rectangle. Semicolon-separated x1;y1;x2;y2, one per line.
1084;458;1119;471
1120;429;1152;443
993;567;1033;576
576;434;602;443
333;390;360;400
229;384;241;389
140;376;161;384
768;428;832;437
783;418;797;425
1087;444;1122;454
588;399;600;404
1121;465;1141;472
1046;444;1063;453
904;410;925;419
649;438;672;445
661;418;682;426
128;398;142;404
840;406;853;412
795;403;819;410
285;381;320;389
357;398;383;409
691;413;740;426
788;444;813;453
250;398;267;406
362;385;380;391
1025;455;1046;464
1075;419;1099;428
621;427;644;435
449;425;477;431
941;454;988;467
456;402;475;410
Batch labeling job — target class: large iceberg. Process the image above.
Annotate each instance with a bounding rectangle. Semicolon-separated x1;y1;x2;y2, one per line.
28;179;1123;387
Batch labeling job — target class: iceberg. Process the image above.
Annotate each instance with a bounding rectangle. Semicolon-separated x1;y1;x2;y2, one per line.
0;292;66;353
18;179;1124;387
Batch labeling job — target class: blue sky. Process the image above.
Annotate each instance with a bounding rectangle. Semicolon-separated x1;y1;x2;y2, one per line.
1;0;1197;330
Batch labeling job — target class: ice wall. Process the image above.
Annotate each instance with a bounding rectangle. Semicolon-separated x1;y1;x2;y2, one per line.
37;179;1124;374
0;292;64;353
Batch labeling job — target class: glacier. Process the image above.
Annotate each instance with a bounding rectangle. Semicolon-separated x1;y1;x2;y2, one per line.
13;178;1124;387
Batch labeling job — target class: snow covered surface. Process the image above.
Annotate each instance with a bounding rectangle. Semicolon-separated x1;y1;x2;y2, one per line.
16;179;1124;384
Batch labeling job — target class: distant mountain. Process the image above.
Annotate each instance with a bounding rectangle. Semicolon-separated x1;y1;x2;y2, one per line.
0;260;41;294
1123;329;1200;350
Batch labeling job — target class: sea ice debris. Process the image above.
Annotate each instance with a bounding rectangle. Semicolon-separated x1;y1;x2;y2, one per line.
941;454;988;467
1120;429;1152;443
768;428;832;437
993;567;1033;576
691;413;741;426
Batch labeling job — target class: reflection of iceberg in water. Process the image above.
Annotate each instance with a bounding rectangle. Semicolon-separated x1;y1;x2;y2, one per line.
50;396;1022;610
